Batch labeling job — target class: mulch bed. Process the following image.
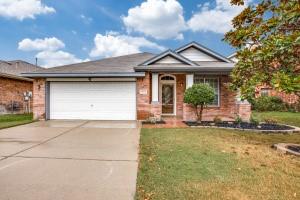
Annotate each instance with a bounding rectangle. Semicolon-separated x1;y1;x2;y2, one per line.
142;120;166;125
184;121;295;131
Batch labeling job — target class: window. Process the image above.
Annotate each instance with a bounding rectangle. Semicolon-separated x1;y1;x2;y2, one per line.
194;76;219;106
260;88;270;96
161;75;175;80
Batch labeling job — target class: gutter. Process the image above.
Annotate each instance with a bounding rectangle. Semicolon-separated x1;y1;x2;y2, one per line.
0;73;33;82
21;72;146;78
134;66;233;73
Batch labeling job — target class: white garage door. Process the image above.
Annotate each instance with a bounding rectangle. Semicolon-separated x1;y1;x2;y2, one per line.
49;82;136;120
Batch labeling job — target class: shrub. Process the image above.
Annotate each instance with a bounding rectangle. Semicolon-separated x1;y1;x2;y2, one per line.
253;96;285;111
263;118;278;124
213;116;222;124
184;83;215;122
250;116;260;126
235;115;243;124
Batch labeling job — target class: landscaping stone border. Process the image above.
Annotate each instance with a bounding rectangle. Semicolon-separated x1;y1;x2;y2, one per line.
273;143;300;156
186;123;300;133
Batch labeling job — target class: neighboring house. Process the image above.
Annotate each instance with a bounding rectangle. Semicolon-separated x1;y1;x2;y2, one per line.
23;42;251;121
0;60;42;114
228;53;299;104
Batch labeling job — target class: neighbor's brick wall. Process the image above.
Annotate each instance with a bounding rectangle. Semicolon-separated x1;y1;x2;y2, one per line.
256;85;299;104
183;75;251;121
0;77;33;114
32;78;46;120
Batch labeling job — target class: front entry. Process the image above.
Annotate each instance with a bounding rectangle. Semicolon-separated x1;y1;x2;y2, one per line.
160;75;176;115
162;84;174;114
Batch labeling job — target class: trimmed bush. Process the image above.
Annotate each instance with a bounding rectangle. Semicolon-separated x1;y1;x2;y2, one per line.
252;96;285;112
184;83;215;122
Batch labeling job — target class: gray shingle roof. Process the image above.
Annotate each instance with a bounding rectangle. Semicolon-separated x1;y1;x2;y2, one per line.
30;53;155;74
0;60;41;76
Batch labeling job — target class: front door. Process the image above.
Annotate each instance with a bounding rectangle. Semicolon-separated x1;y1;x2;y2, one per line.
162;84;174;114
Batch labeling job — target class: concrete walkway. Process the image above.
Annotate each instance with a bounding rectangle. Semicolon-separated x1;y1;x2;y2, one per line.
0;120;140;200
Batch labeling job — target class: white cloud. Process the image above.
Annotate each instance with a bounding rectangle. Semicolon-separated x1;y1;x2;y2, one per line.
18;37;88;68
188;0;250;34
18;37;65;51
36;50;89;68
89;32;165;58
122;0;186;40
80;14;93;24
0;0;55;20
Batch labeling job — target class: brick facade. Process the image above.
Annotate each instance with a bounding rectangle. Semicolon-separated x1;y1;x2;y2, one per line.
32;73;251;122
0;77;32;114
136;73;251;121
32;78;46;120
182;76;251;122
256;85;299;104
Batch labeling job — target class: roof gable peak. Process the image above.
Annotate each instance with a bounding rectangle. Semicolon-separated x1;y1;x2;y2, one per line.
139;49;197;66
175;41;232;63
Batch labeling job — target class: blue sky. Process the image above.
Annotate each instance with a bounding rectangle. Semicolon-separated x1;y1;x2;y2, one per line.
0;0;249;67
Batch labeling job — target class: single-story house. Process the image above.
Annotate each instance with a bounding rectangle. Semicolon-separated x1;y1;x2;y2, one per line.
23;42;251;121
228;53;299;104
0;60;41;114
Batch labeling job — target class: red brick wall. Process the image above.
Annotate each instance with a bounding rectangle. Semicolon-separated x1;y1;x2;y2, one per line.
32;78;46;120
256;86;299;104
183;75;251;122
0;77;32;114
175;74;185;117
136;73;151;119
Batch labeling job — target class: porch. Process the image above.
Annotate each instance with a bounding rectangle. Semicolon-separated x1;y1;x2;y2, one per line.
137;72;250;122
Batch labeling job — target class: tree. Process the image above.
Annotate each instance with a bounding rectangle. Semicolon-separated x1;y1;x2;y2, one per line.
224;0;300;101
184;84;215;122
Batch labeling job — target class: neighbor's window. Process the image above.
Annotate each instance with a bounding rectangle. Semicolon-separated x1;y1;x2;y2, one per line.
194;76;219;106
260;88;270;96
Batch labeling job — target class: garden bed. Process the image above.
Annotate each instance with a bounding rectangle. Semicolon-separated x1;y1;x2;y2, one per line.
184;121;298;132
142;120;166;125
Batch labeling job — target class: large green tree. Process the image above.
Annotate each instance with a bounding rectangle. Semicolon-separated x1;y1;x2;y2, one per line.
224;0;300;100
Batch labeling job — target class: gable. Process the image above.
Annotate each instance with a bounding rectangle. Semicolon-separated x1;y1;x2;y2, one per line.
178;47;218;62
152;55;186;64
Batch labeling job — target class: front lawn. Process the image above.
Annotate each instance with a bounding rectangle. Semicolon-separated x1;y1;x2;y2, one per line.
0;114;34;129
252;111;300;127
136;128;300;200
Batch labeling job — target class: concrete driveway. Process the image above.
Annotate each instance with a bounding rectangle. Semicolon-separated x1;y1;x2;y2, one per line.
0;120;140;200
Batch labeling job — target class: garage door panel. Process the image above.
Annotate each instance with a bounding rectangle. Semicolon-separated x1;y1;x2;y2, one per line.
50;82;136;120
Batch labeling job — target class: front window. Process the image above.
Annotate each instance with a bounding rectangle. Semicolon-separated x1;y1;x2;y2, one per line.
194;75;220;106
260;88;270;97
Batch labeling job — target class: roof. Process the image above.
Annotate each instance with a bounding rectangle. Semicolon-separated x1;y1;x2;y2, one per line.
22;42;235;78
135;62;234;74
23;53;154;78
175;41;232;63
0;60;42;81
139;50;197;66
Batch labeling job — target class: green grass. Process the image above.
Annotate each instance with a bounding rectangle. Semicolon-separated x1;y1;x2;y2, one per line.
252;111;300;127
0;113;34;129
136;128;300;200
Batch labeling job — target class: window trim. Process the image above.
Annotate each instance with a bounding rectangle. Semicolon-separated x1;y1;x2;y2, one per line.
194;75;220;107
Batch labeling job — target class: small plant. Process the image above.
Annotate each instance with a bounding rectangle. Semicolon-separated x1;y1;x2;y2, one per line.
183;83;215;122
263;118;278;124
235;115;243;124
250;116;260;126
213;116;222;124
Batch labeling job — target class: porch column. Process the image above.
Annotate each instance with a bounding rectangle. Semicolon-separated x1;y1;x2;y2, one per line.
151;73;159;102
186;74;194;89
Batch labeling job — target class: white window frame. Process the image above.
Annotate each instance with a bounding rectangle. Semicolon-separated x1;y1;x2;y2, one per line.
194;75;220;107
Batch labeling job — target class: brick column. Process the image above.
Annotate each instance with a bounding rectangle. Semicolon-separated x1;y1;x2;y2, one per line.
236;100;251;122
150;102;162;120
33;78;46;120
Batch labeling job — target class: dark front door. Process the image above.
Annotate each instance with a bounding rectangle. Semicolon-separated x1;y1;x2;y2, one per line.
162;84;174;114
